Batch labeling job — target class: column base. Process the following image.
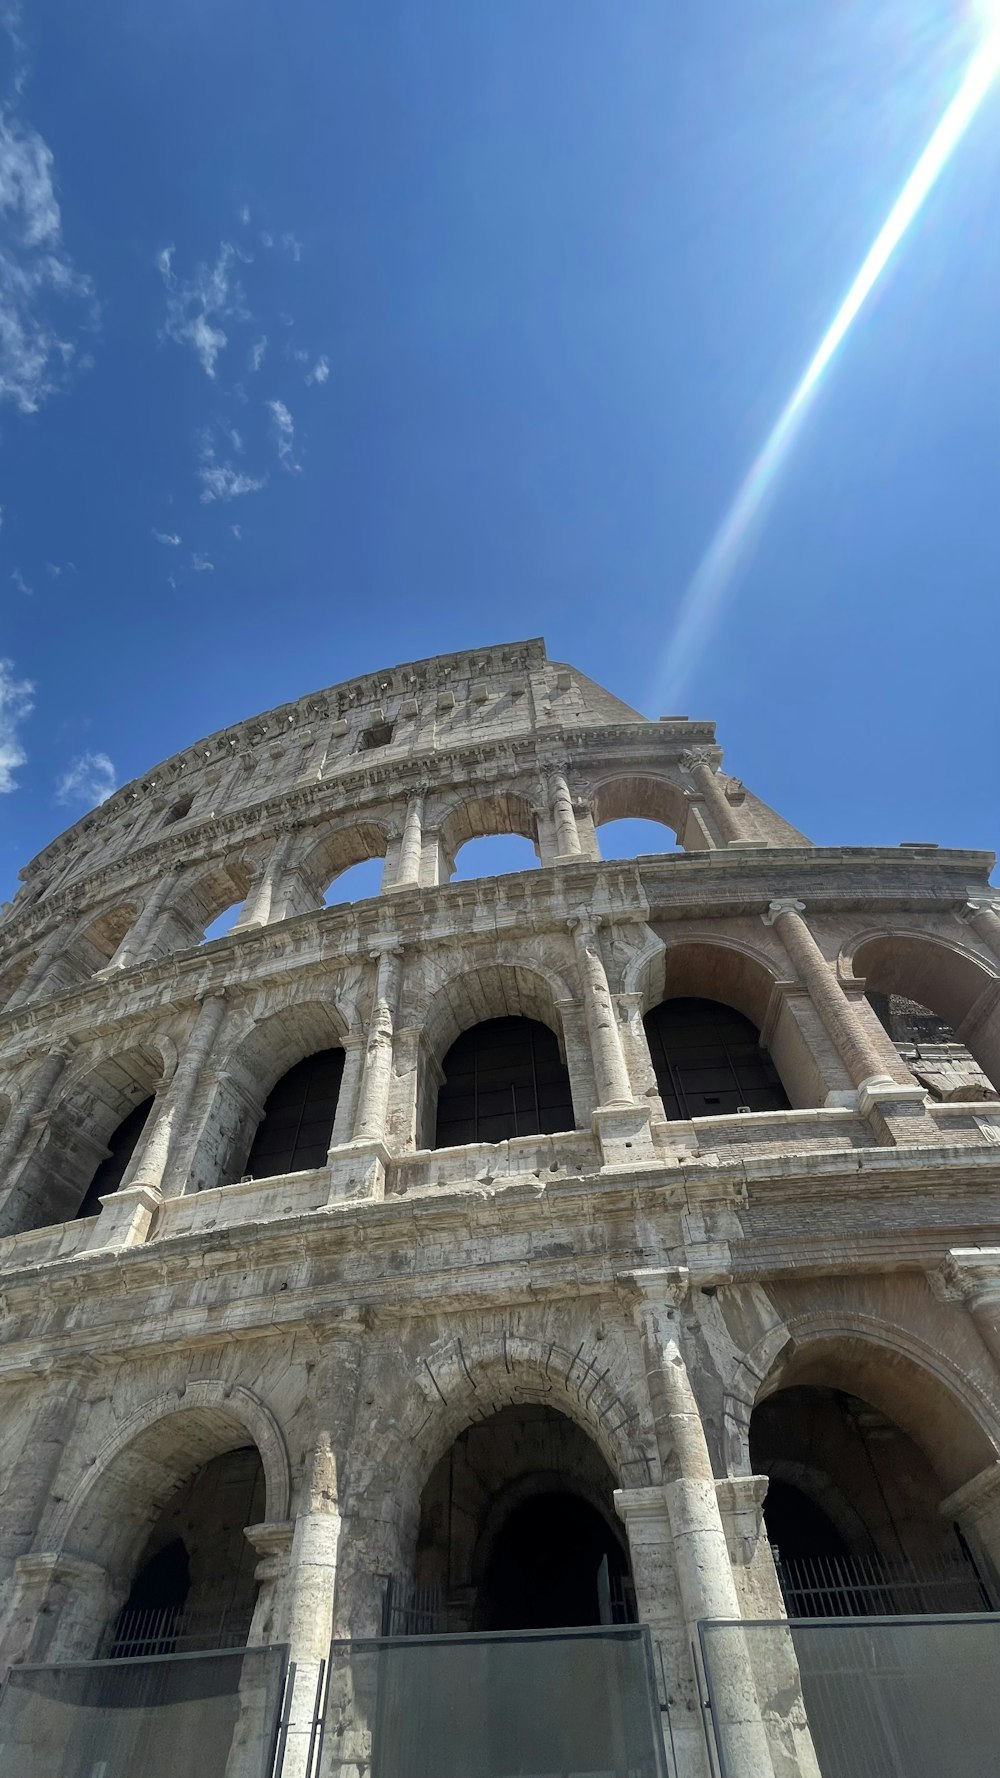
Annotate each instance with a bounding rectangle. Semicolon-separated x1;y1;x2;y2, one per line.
326;1141;390;1202
592;1102;656;1170
857;1076;940;1145
87;1182;161;1252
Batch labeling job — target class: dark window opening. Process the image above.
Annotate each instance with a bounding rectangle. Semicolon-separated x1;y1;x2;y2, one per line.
480;1494;631;1632
163;795;194;826
434;1016;574;1148
244;1047;344;1178
76;1095;156;1219
643;997;789;1120
359;721;395;751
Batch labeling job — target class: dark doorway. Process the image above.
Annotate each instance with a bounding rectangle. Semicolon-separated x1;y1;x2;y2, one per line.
244;1047;345;1178
644;997;789;1119
76;1095;156;1219
762;1480;849;1560
480;1492;628;1631
435;1016;574;1148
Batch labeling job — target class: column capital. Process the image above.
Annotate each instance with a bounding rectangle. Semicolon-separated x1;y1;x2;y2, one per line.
761;897;806;925
930;1246;1000;1307
244;1519;294;1583
963;897;1000;919
616;1265;691;1314
613;1485;671;1529
681;746;721;771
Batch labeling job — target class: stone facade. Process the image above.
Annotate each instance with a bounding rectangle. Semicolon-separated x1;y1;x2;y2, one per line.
0;637;999;1777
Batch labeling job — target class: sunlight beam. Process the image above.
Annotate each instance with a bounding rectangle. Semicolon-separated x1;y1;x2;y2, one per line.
657;21;1000;704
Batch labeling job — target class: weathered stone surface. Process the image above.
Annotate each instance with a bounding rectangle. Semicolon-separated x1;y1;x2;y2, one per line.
0;640;998;1777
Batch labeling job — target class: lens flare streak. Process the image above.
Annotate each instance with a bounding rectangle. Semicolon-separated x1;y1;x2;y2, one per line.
658;26;1000;702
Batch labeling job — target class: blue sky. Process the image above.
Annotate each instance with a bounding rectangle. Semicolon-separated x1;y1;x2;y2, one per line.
2;0;998;905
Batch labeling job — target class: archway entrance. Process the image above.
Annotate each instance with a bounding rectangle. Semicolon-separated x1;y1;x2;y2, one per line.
108;1447;265;1656
402;1404;634;1634
751;1384;995;1616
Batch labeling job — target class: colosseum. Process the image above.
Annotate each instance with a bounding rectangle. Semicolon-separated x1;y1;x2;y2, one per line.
0;636;998;1778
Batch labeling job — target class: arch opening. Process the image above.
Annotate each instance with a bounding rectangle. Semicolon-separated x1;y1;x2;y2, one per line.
450;834;540;882
403;1405;635;1634
324;856;384;906
243;1047;344;1179
9;1046;164;1232
597;817;680;862
76;1094;156;1219
434;1016;574;1149
852;934;1000;1097
591;777;687;850
108;1447;265;1656
439;791;539;884
751;1352;999;1616
644;996;789;1120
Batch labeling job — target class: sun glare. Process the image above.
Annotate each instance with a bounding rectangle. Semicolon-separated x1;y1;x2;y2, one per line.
656;12;1000;705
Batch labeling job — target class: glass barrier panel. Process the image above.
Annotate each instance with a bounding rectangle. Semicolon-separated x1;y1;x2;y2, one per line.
318;1623;667;1778
699;1614;1000;1778
0;1642;289;1778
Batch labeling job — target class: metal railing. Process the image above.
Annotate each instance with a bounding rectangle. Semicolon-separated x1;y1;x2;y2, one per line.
104;1603;255;1658
773;1548;994;1618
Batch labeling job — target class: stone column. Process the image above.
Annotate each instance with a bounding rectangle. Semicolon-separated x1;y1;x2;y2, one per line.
115;996;228;1206
352;950;403;1145
104;869;179;970
626;1268;777;1778
5;923;67;1009
763;898;931;1140
0;1552;117;1673
568;918;633;1108
763;901;888;1088
570;919;657;1167
963;897;1000;962
234;831;297;930
549;771;583;862
327;951;402;1200
0;1049;70;1180
682;749;744;846
0;1361;95;1588
932;1248;1000;1371
387;789;425;892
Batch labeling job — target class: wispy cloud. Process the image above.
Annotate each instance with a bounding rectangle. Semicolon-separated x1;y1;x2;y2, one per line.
152;527;181;545
191;552;214;572
199;461;265;503
282;232;302;262
43;561;60;577
239;203;251;226
158;240;247;379
249;334;267;372
56;748;116;807
197;427;266;503
306;354;329;385
0;111;98;413
0;657;33;793
10;566;31;595
230;523;242;540
267;397;300;473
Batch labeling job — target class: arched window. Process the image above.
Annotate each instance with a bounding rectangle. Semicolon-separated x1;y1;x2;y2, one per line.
243;1049;344;1178
435;1017;574;1148
644;997;789;1119
597;818;680;861
324;857;384;905
76;1095;156;1219
451;834;540;881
